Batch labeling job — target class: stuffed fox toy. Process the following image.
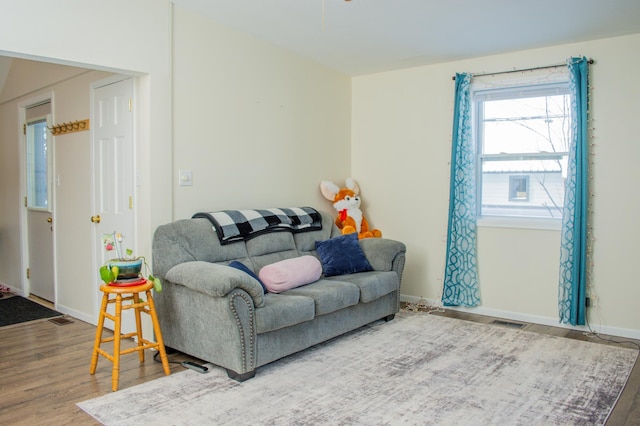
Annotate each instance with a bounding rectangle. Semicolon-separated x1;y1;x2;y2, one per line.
320;178;382;239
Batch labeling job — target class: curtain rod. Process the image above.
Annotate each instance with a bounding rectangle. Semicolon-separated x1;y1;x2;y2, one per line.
451;58;594;81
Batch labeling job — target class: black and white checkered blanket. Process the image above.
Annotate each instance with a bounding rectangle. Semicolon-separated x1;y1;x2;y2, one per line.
192;207;322;245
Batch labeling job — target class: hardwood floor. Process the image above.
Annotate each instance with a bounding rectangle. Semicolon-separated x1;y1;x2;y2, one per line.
0;302;638;425
0;312;201;425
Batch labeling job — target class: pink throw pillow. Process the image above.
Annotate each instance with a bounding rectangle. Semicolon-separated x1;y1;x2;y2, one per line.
258;255;322;293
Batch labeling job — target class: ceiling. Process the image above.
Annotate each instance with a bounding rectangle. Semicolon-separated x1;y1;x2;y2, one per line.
171;0;640;75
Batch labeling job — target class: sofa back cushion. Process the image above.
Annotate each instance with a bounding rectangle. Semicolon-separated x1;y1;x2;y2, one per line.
294;212;338;254
153;210;338;281
246;232;300;270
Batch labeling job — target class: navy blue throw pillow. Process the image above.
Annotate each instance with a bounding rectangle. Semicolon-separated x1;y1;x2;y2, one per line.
315;233;373;277
228;261;268;293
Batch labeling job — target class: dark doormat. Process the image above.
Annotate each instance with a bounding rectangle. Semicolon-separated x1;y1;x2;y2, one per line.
0;296;63;327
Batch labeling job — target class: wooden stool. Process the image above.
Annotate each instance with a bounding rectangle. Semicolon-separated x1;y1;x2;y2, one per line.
90;279;170;391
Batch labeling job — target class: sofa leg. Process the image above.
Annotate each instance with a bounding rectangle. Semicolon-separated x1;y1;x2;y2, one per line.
384;314;395;322
226;368;256;382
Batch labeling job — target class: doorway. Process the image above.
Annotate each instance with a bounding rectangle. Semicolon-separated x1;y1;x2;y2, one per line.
1;53;162;325
22;97;55;302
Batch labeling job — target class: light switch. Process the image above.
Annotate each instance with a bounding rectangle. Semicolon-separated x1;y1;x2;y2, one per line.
178;169;193;186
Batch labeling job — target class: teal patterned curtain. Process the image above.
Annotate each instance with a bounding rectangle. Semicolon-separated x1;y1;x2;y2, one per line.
558;57;589;326
442;73;480;307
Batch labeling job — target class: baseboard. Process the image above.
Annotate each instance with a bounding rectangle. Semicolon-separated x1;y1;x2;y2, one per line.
6;293;141;333
400;294;640;340
55;303;95;325
0;281;23;296
0;281;95;325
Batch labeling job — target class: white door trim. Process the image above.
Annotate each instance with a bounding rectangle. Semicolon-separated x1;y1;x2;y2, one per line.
17;91;56;300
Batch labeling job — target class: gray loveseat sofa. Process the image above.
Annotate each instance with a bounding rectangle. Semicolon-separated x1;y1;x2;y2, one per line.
152;210;406;381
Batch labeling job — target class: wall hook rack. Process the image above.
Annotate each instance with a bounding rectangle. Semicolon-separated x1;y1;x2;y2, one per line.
49;119;90;135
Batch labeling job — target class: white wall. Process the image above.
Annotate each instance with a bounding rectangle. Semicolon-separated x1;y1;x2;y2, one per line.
0;0;172;322
352;34;640;336
171;7;351;218
53;70;118;315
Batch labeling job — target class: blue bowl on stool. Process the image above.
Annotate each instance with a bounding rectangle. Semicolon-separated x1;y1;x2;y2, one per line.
109;258;143;280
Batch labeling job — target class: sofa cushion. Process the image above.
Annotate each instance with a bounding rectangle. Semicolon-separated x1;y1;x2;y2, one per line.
326;271;398;303
228;260;268;293
255;294;315;334
283;279;360;316
315;233;373;276
247;231;297;258
293;212;335;253
258;256;322;293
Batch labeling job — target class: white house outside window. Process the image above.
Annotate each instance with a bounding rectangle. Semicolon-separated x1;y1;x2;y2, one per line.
474;82;571;223
509;175;530;201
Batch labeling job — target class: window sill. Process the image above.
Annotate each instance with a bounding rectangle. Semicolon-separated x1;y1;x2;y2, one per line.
477;216;562;231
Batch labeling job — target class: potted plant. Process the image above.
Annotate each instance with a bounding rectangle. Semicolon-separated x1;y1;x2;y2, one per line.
98;232;162;292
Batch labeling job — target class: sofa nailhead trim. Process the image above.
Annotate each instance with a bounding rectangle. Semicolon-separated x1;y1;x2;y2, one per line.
229;291;255;372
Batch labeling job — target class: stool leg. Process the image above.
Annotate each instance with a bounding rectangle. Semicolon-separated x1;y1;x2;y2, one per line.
90;291;109;375
112;294;123;392
146;289;171;376
133;291;145;362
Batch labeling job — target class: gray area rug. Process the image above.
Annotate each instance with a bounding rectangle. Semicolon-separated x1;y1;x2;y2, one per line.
78;312;638;425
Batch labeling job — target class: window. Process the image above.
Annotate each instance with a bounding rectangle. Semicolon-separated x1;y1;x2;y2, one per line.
475;83;570;220
25;101;52;210
509;175;529;201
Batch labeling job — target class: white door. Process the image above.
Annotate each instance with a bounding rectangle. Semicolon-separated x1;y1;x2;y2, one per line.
25;101;55;302
91;77;136;332
27;211;54;301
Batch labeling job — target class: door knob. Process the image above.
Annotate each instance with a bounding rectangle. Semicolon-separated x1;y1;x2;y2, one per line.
90;215;101;223
47;217;53;223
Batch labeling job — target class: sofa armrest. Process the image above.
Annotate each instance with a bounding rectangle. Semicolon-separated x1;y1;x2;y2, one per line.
165;261;265;307
359;238;406;273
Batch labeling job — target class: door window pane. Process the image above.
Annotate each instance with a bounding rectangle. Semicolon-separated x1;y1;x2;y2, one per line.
26;118;50;209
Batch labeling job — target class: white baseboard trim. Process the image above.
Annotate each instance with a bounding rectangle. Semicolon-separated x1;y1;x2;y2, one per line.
400;294;640;341
0;282;23;296
55;303;95;326
1;281;95;325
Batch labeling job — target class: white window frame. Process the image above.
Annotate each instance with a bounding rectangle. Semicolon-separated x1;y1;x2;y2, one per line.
473;81;570;231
